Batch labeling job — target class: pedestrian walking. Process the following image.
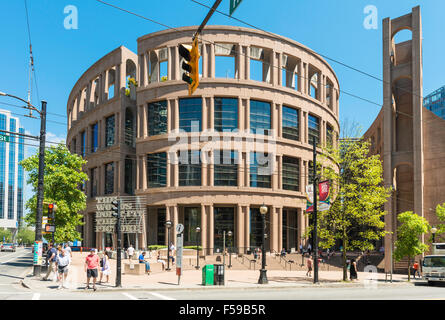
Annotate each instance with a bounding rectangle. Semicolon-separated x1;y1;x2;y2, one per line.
413;261;420;279
138;251;151;275
306;256;313;277
349;258;358;281
56;249;71;289
85;248;100;291
307;243;312;255
43;243;58;281
299;244;303;254
63;243;72;258
99;252;111;284
127;244;135;262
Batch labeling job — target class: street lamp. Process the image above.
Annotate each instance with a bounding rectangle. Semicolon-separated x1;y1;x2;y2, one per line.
431;226;438;243
258;204;268;284
165;220;172;271
227;230;233;268
0;91;46;277
195;226;201;269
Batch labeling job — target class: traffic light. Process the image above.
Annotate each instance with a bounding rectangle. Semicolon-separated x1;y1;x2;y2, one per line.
47;203;56;222
179;37;200;95
111;200;119;218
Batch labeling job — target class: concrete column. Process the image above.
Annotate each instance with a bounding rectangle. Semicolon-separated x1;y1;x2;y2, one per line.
201;204;207;255
272;103;278;138
117;64;124;97
201;154;207;187
174;158;179;187
299;158;304;192
271;206;278;253
174;46;180;81
278;207;283;251
298;109;303;142
103;70;109;101
236;205;244;253
172;205;178;246
244;206;250;252
202;44;208;79
245;152;250;188
278;103;283;138
236;44;243;80
167;46;172;80
209;151;214;186
138;54;144;87
304;63;309;95
174;99;179;130
278;155;283;190
144;52;149;85
209;97;214;130
136;156;140;191
142;154;147;190
115;112;120;145
272;155;278;191
166;153;171;187
298;60;303;93
238;97;244;131
208;204;214;254
304;111;309;144
237;152;243;187
245;99;250;132
278;52;283;87
113;161;118;194
209;44;215;78
143;105;148;138
245;46;250;80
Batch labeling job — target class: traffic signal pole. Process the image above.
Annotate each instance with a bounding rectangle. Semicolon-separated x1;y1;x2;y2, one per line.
194;0;223;39
33;100;47;277
113;199;122;288
312;137;319;284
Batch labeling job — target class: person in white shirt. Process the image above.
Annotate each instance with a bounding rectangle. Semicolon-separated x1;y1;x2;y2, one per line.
169;243;176;265
56;249;71;289
64;243;72;257
127;244;135;262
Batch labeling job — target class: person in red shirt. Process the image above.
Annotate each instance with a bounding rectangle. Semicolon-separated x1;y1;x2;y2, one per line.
85;248;100;291
413;261;420;279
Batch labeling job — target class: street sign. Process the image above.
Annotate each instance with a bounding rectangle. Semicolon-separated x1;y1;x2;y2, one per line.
229;0;243;16
176;225;184;284
0;135;9;142
44;224;55;232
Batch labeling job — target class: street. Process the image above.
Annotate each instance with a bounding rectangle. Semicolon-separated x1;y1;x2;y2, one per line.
0;249;444;300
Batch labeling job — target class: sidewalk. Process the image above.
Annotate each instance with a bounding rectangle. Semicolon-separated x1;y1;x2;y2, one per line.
21;252;418;292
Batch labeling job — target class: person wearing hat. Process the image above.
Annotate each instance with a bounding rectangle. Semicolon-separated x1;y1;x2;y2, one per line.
84;248;100;291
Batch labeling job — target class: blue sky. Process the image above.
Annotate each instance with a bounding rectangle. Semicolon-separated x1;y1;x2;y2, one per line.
0;0;444;212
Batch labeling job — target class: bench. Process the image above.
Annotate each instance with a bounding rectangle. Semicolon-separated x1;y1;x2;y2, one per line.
124;263;145;275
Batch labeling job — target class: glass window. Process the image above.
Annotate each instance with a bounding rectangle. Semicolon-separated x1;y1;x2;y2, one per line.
214;98;238;132
90;167;97;198
157;208;166;244
282;106;299;141
0;115;5;219
283;156;300;191
104;163;114;195
214;150;238;186
184;207;201;246
308;161;315;185
250;152;271;188
91;123;98;153
250;100;271;135
148;101;167;136
249;207;263;249
214;207;235;253
179;150;201;186
147;153;167;188
105;115;115;147
81;131;86;157
7;119;16;219
308;114;320;145
125;158;135;195
326;124;334;147
125;109;135;147
179;98;202;132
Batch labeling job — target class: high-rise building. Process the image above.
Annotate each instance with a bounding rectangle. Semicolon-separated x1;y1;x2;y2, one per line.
424;85;445;119
0;109;25;235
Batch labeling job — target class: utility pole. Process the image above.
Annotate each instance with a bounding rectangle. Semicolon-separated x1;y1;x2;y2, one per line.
112;199;122;287
34;100;47;277
312;137;319;284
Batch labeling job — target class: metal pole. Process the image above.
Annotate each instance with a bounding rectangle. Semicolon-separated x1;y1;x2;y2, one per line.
223;231;226;268
258;212;268;284
194;0;223;39
33;100;46;277
116;200;122;287
166;228;171;271
313;137;319;284
195;231;200;269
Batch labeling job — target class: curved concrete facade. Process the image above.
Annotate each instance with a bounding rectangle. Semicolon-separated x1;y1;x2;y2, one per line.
66;26;340;254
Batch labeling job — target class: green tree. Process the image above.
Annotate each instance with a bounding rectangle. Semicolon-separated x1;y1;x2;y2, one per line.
394;211;430;281
16;227;35;245
21;144;88;243
0;228;13;242
432;203;445;242
315;138;391;281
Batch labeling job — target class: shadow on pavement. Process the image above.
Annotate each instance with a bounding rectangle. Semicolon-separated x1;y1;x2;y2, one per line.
157;281;179;286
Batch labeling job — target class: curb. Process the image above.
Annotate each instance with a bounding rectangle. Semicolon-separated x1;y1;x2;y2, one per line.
20;278;416;293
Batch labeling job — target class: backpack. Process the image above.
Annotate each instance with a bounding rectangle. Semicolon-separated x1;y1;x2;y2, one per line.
100;257;104;268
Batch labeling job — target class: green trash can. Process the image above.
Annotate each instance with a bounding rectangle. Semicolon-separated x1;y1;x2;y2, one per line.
202;264;214;286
